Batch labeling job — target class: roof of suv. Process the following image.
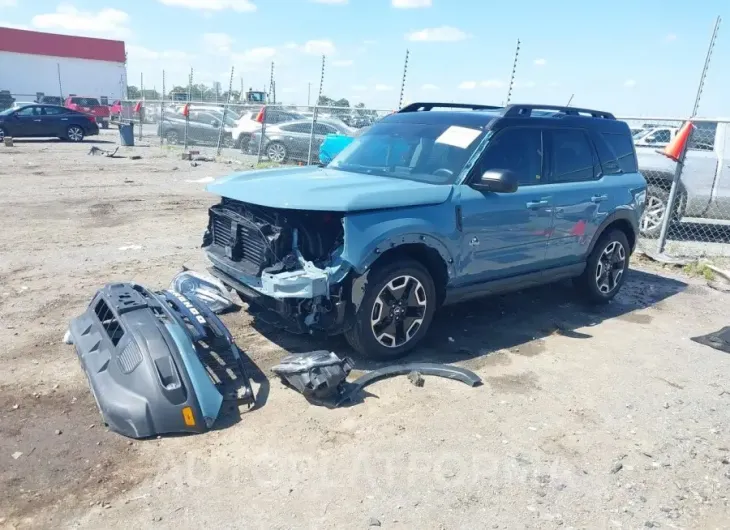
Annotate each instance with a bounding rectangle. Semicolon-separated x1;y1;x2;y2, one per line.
383;102;628;134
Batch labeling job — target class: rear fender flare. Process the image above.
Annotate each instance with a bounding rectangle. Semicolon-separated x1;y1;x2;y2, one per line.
586;208;639;255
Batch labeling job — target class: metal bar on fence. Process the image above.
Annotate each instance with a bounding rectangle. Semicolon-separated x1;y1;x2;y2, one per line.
256;109;267;165
216;66;235;156
307;55;326;165
56;63;63;101
656;15;721;255
160;70;166;147
139;73;144;141
184;68;193;151
398;49;409;110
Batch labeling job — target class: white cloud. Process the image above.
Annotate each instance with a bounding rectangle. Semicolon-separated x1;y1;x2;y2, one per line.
332;59;354;67
665;33;677;42
421;83;439;91
392;0;431;7
0;0;18;7
375;84;393;91
515;80;536;89
127;44;190;62
311;0;348;3
406;26;469;42
157;0;256;12
481;80;505;88
534;58;546;66
31;5;131;39
352;85;367;91
303;39;336;55
203;33;234;54
233;46;276;63
459;81;477;90
548;81;561;88
624;79;636;88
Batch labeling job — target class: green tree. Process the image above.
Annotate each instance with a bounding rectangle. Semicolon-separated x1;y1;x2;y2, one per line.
126;85;141;99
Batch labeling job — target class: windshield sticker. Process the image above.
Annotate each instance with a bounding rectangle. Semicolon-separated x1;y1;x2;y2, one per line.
435;126;482;149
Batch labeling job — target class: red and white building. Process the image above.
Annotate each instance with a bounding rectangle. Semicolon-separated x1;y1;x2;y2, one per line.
0;27;127;101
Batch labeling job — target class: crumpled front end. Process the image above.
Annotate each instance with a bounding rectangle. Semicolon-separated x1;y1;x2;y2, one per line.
203;198;354;335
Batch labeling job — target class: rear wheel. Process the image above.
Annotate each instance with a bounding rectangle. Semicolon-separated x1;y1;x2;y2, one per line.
0;126;6;142
640;183;686;238
574;230;630;304
66;125;84;142
266;141;287;163
166;130;180;145
345;259;436;359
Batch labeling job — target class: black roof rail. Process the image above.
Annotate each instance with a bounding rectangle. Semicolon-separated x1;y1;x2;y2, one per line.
399;102;503;113
504;104;615;119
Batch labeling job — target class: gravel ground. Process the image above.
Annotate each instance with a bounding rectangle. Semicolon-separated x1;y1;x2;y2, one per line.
1;133;729;529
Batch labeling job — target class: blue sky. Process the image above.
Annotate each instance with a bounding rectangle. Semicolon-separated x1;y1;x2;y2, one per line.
1;0;728;116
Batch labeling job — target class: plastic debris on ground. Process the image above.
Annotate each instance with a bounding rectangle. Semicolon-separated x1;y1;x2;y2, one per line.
271;351;353;404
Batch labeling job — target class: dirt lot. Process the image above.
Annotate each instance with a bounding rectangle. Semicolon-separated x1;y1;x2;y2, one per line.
1;133;729;529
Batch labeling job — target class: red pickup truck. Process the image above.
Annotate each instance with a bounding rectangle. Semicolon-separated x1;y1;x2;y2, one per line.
64;96;110;129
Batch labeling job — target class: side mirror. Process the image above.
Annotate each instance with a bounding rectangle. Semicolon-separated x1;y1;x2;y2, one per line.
471;169;519;193
211;120;220;127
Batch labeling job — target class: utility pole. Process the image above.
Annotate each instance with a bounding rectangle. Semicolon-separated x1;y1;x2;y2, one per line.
307;82;311;107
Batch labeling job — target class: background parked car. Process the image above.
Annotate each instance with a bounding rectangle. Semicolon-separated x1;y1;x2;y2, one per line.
633;126;678;148
248;118;355;162
0;104;98;142
37;96;64;106
158;109;233;146
233;107;304;149
65;96;110;129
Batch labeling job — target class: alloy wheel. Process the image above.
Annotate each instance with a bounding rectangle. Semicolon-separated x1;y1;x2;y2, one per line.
595;241;626;295
640;195;666;234
370;275;428;348
68;126;84;142
267;143;286;162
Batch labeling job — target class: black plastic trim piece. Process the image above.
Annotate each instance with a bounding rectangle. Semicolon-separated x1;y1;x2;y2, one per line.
337;363;482;405
503;104;615;119
399;102;503;113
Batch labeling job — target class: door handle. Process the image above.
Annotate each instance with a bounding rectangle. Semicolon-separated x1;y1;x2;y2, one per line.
526;200;549;209
61;118;68;121
33;119;42;122
591;194;608;203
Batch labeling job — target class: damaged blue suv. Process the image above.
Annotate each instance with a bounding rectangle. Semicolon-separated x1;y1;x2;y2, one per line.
203;103;647;359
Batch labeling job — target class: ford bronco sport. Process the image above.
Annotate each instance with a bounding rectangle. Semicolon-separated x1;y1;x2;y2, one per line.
203;102;647;359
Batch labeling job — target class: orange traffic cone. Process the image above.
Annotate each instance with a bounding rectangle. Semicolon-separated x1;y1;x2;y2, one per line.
660;121;694;162
133;101;142;113
182;103;190;117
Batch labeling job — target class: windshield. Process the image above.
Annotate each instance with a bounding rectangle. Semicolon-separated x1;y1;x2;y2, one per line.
327;120;488;184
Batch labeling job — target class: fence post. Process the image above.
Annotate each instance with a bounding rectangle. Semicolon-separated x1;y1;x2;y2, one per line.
306;106;318;165
160;70;166;147
216;66;235;156
656;16;720;255
184;68;193;151
138;73;144;141
256;107;267;165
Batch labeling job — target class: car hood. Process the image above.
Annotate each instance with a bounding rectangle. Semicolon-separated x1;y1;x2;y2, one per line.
206;166;453;212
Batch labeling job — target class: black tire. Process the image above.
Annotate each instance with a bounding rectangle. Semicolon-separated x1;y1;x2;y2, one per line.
166;130;180;145
101;121;109;130
640;183;686;238
66;125;85;142
345;259;437;359
266;141;287;163
574;230;630;304
0;126;6;142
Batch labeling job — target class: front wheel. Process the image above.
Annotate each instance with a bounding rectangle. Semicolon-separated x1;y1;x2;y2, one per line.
639;184;685;238
345;259;437;359
0;126;6;142
574;230;630;304
66;125;84;142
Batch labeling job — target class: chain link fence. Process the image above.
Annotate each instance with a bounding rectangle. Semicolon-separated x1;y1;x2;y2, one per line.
114;99;390;165
620;116;730;259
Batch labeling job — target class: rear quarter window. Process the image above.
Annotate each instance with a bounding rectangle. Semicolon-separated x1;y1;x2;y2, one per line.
600;132;638;174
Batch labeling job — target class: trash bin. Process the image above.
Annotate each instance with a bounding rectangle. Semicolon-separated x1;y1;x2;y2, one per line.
119;122;135;146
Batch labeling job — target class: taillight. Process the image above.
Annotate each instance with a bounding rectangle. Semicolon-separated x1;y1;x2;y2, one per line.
255;106;265;123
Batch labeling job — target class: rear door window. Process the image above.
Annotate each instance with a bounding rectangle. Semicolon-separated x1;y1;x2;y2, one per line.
42;106;65;115
601;132;638;173
548;129;596;183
